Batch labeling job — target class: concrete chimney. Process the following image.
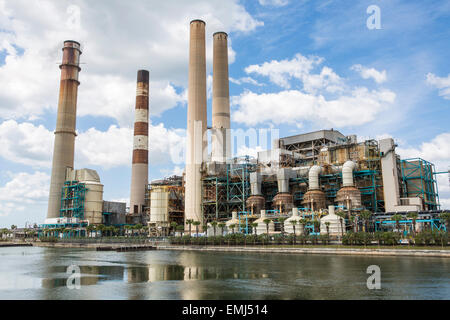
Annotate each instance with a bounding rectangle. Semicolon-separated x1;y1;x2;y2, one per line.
46;40;82;220
211;32;231;163
130;70;149;215
185;19;207;228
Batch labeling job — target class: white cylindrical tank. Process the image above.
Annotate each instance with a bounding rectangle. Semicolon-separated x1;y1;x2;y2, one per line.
225;211;240;231
150;187;169;223
320;205;343;236
80;170;104;225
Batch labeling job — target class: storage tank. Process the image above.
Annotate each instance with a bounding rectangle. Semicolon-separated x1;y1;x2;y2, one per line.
76;169;103;225
150;187;169;223
254;210;275;235
320;205;343;236
284;208;304;235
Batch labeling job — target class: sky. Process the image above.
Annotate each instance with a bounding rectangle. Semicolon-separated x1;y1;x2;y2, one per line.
0;0;449;228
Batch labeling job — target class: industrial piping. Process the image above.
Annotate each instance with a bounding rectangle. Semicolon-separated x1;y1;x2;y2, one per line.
342;160;356;187
211;32;231;164
308;165;322;190
47;40;82;220
185;19;207;229
130;70;149;214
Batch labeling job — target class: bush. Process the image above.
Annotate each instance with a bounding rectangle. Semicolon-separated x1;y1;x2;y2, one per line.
40;236;58;243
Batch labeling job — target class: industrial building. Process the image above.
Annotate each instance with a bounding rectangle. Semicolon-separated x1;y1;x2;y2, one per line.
41;22;446;237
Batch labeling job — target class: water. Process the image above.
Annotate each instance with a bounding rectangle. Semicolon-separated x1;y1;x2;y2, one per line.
0;246;449;299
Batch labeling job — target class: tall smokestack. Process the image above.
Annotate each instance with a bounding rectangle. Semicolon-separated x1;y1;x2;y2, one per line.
47;40;82;220
130;70;149;215
185;19;207;227
211;32;231;164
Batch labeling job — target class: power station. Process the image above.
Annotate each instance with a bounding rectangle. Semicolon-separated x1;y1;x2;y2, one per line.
41;20;447;237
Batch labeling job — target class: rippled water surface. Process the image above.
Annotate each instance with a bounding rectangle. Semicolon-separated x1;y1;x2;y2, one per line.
0;247;449;299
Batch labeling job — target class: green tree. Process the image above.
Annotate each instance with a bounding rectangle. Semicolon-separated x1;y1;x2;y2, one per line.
192;221;201;237
278;217;287;235
290;220;298;245
407;212;419;237
251;222;258;236
299;218;308;236
202;223;208;238
391;214;404;233
186;219;194;237
170;222;178;236
218;223;226;236
325;222;330;236
336;210;346;238
439;212;450;232
229;224;236;235
211;221;218;237
359;210;372;233
263;219;271;241
176;225;184;237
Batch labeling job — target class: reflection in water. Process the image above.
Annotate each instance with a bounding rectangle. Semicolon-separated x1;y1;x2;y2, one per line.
0;247;449;300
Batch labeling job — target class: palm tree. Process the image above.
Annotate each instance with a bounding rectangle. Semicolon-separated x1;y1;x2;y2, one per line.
170;222;178;236
299;218;308;236
202;223;208;238
325;222;330;236
211;221;218;237
278;217;287;235
312;219;321;234
192;221;201;237
360;210;372;233
251;222;258;236
391;214;403;233
186;219;194;237
229;224;236;234
290;220;298;245
263;219;271;240
336;210;346;237
407;212;419;236
218;223;226;236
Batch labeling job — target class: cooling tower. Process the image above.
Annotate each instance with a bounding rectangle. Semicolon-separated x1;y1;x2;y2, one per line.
46;40;82;219
130;70;150;214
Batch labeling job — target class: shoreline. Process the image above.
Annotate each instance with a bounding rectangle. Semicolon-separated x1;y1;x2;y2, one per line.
157;245;450;258
11;241;449;257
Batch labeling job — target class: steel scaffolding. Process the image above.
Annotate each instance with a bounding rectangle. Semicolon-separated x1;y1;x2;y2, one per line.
60;181;86;219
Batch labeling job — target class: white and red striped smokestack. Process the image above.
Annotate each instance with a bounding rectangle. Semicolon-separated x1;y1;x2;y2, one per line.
130;70;149;215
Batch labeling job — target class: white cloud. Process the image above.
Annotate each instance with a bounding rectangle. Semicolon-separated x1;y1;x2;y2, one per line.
426;73;450;99
351;64;387;84
0;171;50;217
259;0;289;7
245;53;343;93
229;76;264;86
232;87;395;127
0;0;262;122
0;120;186;170
0;120;53;168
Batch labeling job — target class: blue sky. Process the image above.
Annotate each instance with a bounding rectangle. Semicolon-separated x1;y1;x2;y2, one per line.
0;0;449;228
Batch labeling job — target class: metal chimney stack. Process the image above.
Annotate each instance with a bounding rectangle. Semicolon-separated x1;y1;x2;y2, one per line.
211;32;231;164
185;19;207;228
130;70;150;215
46;40;82;220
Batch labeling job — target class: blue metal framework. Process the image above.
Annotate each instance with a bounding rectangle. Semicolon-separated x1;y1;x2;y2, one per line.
400;158;440;210
60;181;87;219
226;156;256;214
375;218;446;233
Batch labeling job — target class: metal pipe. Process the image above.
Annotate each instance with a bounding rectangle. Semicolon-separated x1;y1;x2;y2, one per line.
342;160;356;187
47;40;82;220
308;165;322;190
130;70;149;214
